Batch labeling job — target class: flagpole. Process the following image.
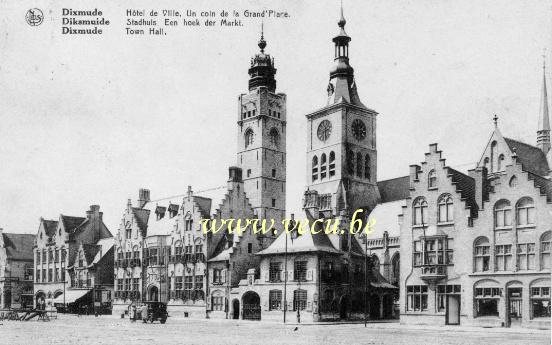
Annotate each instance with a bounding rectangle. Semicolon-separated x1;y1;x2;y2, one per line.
283;214;292;323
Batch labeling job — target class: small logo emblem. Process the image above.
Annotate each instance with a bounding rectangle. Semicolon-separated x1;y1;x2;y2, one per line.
26;8;44;26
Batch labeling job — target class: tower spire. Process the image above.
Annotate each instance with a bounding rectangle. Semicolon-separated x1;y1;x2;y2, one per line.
537;53;551;154
248;23;276;92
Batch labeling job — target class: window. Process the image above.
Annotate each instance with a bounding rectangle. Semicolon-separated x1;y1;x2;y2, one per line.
413;197;428;226
61;248;67;263
247;243;253;254
364;154;371;179
175;276;183;291
371;255;380;272
437;285;461;312
48;269;53;282
212;296;225;311
42;269;46;282
213;269;222;284
184;216;193;231
494;200;512;228
320;153;327;180
516;197;535;226
413;237;453;267
541;232;551;270
36;251;40;265
132;278;139;291
55;249;60;263
428;170;437;189
271;169;276;178
269;262;282;282
269;290;282;310
194;275;203;290
117;279;123;292
483;157;490;170
509;176;518;187
244;129;254;148
474;287;501;316
474;237;490;272
293;289;307;311
184;276;193;290
437;194;454;223
495;244;513;271
48;250;54;262
347;149;354;175
125;227;132;239
311;156;319;182
42;250;46;262
35;269;40;283
490;141;497;172
271;199;276;208
356;152;363;177
498;154;505;171
329;151;336;177
294;261;307;281
406;285;428;311
517;243;536;270
531;286;551;318
247;169;251;178
54;268;59;282
270;128;280;148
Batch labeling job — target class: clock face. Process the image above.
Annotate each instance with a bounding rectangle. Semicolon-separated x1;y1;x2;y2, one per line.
352;119;367;141
317;120;332;142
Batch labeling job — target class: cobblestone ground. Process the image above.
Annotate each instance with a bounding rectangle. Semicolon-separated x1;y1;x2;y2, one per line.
0;315;549;345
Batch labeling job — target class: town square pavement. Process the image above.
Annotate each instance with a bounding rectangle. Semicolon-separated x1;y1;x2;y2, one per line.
0;315;549;345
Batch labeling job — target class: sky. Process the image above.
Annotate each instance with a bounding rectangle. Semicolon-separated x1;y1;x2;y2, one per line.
0;0;551;234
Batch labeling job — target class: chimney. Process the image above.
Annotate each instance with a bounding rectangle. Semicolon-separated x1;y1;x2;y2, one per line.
409;164;421;184
138;188;150;208
86;205;103;242
187;185;193;200
469;167;488;211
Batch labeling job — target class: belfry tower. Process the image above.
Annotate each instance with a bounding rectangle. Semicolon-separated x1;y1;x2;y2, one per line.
237;29;287;224
304;5;380;217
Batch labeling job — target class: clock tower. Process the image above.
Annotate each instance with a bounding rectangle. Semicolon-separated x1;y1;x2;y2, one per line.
305;7;380;216
237;30;286;225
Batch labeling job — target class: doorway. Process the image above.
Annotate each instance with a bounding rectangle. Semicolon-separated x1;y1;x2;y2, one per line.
242;291;261;320
339;295;349;319
446;295;460;325
149;286;159;302
232;299;240;319
507;288;522;327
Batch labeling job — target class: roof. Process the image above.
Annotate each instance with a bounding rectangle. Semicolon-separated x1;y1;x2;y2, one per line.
42;220;58;237
208;247;232;262
505;137;550;176
82;243;101;265
446;167;478;218
131;207;150;233
527;171;552;202
61;215;86;232
377;176;410;203
2;233;35;261
367;200;404;237
256;224;342;256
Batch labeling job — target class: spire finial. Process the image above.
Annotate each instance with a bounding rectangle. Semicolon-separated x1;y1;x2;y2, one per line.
493;114;499;128
258;21;266;53
338;0;346;28
543;48;547;71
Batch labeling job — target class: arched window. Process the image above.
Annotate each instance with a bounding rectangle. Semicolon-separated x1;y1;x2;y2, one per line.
516;197;535;226
371;255;380;273
490;141;497;172
483;157;490;170
244;129;254;148
311;156;319;182
364;154;371;180
269;128;280;148
320;153;327;180
391;254;400;283
356;152;363;177
347;149;354;175
413;197;428;226
541;232;551;270
428;170;437;189
497;154;505;171
509;176;518;187
474;237;490;272
329;151;336;177
437;194;454;223
494;200;512;228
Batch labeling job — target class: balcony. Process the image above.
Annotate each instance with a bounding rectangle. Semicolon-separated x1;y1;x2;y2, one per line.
420;265;447;284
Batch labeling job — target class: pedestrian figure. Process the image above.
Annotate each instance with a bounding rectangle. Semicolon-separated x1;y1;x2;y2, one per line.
141;305;148;323
131;305;137;323
296;309;301;324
